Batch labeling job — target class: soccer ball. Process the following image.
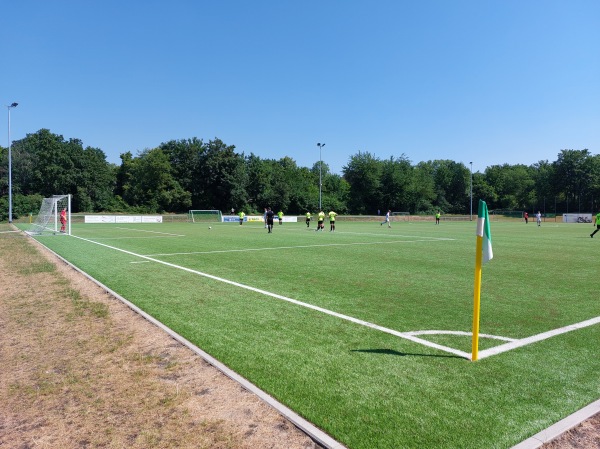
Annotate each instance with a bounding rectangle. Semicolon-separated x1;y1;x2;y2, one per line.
208;226;212;230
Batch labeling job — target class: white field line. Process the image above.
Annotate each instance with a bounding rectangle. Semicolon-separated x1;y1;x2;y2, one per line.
71;235;600;361
333;231;454;240
405;330;517;342
113;227;185;237
0;230;21;234
476;316;600;360
84;236;184;240
72;234;469;359
144;238;455;257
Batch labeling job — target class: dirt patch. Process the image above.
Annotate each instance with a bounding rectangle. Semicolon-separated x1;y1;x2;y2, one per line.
0;233;319;449
541;413;600;448
0;230;597;448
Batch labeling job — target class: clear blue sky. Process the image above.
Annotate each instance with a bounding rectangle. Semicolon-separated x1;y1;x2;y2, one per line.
1;0;598;175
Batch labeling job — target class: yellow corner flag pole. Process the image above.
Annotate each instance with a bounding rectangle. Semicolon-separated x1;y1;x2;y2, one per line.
472;199;493;361
472;233;483;361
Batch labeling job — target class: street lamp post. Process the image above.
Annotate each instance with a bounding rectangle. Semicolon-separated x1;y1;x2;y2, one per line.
317;143;325;210
469;161;473;221
7;102;18;223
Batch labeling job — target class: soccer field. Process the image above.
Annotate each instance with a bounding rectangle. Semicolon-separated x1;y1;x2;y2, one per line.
26;219;600;449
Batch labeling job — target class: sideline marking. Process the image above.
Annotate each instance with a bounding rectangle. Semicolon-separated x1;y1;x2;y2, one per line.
70;235;600;360
476;316;600;360
145;238;455;257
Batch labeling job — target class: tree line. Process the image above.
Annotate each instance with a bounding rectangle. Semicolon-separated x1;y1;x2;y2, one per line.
1;128;598;221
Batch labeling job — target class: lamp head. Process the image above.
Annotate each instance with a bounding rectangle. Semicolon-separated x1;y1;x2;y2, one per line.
10;102;18;108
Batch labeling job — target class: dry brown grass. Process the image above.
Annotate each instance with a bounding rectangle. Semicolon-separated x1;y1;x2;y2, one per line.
0;232;318;449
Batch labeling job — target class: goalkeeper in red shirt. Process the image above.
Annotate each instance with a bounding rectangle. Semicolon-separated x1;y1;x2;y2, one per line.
60;208;67;233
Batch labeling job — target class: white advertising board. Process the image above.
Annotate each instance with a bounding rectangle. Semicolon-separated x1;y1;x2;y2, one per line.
85;215;163;224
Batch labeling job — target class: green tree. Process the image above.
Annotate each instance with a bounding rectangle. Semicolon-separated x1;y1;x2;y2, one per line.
7;129;116;212
379;155;413;212
484;164;534;211
552;149;592;213
122;148;191;212
343;151;382;214
407;162;435;213
196;139;247;211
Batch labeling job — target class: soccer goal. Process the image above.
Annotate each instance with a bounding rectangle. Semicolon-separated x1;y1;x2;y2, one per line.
188;210;223;223
28;194;72;235
391;211;410;221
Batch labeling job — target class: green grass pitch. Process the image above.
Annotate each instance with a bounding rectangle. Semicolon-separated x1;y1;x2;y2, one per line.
25;219;600;449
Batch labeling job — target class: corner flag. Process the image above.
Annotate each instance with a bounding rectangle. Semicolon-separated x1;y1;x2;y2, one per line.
472;200;493;361
477;200;493;263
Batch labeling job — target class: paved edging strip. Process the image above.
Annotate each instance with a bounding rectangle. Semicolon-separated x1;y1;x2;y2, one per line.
511;398;600;448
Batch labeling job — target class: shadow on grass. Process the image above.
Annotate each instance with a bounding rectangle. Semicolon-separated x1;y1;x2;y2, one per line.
351;348;464;359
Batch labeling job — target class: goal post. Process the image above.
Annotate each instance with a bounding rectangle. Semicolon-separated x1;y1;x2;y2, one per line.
188;210;223;223
28;194;72;235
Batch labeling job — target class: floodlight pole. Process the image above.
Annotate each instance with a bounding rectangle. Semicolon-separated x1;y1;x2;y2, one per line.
7;102;18;223
469;161;473;221
317;143;325;210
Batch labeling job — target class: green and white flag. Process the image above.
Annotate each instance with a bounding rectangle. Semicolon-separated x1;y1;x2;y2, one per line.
476;200;493;263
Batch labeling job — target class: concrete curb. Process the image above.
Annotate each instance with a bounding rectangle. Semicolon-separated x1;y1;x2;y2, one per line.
511;398;600;448
30;236;347;449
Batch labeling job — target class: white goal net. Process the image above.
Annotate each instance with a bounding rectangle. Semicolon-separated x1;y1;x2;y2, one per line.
188;210;223;223
28;194;72;235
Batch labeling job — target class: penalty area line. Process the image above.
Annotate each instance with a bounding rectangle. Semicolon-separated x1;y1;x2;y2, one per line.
71;234;469;359
114;226;185;236
145;238;453;257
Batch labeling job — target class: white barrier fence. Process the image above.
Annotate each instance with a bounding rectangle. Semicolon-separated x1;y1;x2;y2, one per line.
562;213;592;223
84;215;163;224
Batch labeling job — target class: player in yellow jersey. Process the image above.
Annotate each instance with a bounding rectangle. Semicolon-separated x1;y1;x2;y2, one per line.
591;212;600;238
316;210;325;231
305;211;311;228
328;210;337;232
